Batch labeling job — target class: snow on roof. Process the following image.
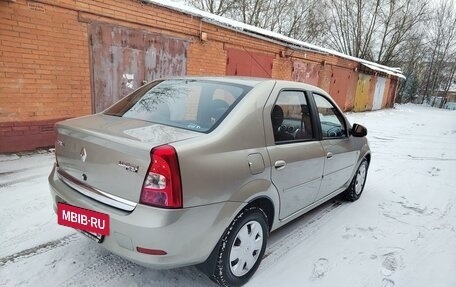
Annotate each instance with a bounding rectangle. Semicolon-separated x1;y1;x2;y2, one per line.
361;63;406;79
145;0;405;79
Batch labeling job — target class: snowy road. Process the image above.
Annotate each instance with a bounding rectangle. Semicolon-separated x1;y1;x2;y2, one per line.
1;104;455;287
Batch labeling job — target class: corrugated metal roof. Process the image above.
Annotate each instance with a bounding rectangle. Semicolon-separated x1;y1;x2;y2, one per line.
145;0;405;79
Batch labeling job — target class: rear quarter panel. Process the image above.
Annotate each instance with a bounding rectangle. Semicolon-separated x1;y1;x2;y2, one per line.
173;81;277;208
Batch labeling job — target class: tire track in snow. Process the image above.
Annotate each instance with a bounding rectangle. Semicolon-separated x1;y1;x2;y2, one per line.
0;163;52;190
0;174;45;189
57;250;138;287
0;163;51;176
260;200;346;270
0;233;78;266
1;233;141;287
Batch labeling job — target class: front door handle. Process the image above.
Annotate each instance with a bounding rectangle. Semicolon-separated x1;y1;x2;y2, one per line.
274;160;286;170
326;152;333;159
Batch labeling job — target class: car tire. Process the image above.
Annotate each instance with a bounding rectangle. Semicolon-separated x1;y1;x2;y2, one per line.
343;159;369;202
203;206;269;287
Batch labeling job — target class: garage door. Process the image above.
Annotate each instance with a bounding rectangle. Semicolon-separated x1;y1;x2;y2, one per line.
226;48;273;78
354;73;372;111
292;61;321;87
89;23;188;112
329;66;352;109
372;77;387;110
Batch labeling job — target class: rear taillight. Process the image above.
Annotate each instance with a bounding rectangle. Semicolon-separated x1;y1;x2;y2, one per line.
140;145;182;208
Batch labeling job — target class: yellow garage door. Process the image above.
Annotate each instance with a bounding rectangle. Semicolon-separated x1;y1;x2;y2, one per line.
354;73;371;112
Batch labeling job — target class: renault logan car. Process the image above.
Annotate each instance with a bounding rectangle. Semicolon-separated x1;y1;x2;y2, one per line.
49;77;370;286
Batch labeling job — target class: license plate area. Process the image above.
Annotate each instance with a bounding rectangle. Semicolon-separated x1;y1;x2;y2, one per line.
57;202;110;237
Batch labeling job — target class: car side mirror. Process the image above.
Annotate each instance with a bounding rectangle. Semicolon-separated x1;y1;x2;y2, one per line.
351;123;367;137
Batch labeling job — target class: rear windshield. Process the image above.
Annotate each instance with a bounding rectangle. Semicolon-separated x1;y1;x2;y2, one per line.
104;79;252;133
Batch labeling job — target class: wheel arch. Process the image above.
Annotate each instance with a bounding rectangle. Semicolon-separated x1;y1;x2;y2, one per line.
364;152;371;165
245;196;275;231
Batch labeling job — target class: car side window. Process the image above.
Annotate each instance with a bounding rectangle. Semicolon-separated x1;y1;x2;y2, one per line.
313;93;347;138
271;91;314;143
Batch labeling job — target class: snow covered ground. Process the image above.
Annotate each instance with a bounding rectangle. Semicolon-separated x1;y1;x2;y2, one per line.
0;104;455;287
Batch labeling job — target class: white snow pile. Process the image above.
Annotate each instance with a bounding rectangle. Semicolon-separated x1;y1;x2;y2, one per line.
0;104;455;286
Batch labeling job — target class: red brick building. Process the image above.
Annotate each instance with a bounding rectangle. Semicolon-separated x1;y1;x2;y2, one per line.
0;0;404;153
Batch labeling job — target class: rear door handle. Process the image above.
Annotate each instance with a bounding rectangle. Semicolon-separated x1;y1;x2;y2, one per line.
274;160;286;170
326;152;333;159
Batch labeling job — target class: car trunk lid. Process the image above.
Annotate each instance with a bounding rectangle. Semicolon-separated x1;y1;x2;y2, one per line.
54;114;199;210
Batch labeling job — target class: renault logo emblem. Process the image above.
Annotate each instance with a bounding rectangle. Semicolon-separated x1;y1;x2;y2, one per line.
80;148;87;162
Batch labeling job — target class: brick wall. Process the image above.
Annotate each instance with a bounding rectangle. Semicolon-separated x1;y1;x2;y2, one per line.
272;56;292;80
187;40;226;76
0;0;397;153
0;0;91;152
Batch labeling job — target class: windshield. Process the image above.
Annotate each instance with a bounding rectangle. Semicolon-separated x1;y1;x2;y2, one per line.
104;79;252;133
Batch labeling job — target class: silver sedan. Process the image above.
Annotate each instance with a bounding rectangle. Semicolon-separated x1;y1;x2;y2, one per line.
49;77;370;286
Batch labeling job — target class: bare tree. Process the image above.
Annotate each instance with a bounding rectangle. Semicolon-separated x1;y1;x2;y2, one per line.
396;29;428;103
321;0;428;64
187;0;236;15
375;0;428;65
186;0;324;42
283;1;326;43
422;0;456;104
442;61;456;96
323;0;381;59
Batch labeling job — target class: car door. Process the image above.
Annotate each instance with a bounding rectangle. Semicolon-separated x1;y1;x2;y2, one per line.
265;88;325;220
312;93;359;200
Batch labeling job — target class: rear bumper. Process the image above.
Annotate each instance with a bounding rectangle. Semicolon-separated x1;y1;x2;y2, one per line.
48;164;242;269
